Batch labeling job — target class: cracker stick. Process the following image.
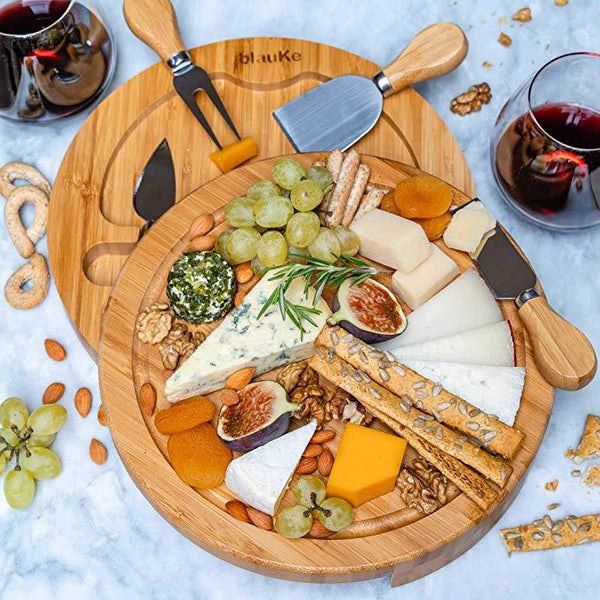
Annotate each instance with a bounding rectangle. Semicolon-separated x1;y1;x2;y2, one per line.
341;164;371;226
309;349;512;487
324;150;360;227
353;187;386;221
316;326;524;459
572;414;600;464
326;149;343;183
501;513;600;553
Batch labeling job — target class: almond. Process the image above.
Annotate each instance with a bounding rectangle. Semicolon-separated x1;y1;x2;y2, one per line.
220;388;239;406
235;263;254;284
310;429;335;444
308;519;333;539
187;234;216;252
225;367;255;390
139;382;157;416
234;291;246;307
225;500;251;523
296;456;318;475
89;438;107;464
317;448;334;476
303;443;323;458
246;507;273;531
213;205;226;226
44;339;66;361
97;404;109;426
74;387;92;418
188;213;215;239
246;275;260;293
43;382;65;404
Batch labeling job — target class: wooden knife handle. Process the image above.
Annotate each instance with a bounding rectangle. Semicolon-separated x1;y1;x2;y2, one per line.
379;22;468;95
123;0;186;63
518;294;597;390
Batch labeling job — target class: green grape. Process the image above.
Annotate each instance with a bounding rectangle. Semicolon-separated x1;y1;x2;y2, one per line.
0;453;5;475
274;504;313;538
272;158;306;190
253;196;294;228
257;231;288;268
251;255;268;276
308;228;341;263
290;180;323;212
293;475;326;508
285;212;320;248
4;469;35;509
287;246;309;264
247;179;280;201
21;447;61;480
28;405;67;436
224;197;256;227
331;225;360;256
0;398;28;430
317;497;354;531
215;230;234;263
0;427;20;447
27;433;56;448
226;227;261;264
307;166;334;192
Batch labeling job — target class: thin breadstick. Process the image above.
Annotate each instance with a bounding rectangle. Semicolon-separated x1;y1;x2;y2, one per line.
324;150;360;227
326;149;343;183
366;182;393;194
341;164;371;226
353;187;386;221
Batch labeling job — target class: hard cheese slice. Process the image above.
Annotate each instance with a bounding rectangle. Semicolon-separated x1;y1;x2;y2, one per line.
225;421;317;515
404;360;525;426
326;423;406;507
165;277;330;401
443;201;496;255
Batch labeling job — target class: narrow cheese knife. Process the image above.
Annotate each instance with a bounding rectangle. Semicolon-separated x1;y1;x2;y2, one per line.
273;22;468;152
465;203;597;391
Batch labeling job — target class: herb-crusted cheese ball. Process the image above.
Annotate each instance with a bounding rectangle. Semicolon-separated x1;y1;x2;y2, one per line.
167;251;236;324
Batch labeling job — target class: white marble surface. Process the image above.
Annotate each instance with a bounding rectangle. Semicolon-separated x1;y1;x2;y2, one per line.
1;0;599;598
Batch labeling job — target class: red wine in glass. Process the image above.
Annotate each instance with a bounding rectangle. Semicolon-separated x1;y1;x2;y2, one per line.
0;0;71;35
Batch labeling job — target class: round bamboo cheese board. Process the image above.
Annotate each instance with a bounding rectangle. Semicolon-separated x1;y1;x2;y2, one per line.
98;154;554;586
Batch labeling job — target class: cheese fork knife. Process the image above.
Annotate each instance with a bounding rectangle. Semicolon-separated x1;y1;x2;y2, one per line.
124;0;240;149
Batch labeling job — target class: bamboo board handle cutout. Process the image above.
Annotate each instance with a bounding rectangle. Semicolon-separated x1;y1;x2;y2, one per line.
518;294;597;391
123;0;185;62
381;22;468;94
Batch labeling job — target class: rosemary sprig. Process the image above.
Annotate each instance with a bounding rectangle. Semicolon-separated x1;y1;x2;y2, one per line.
257;255;389;338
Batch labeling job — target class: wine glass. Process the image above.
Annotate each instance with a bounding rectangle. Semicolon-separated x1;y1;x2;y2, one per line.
491;53;600;230
0;0;116;121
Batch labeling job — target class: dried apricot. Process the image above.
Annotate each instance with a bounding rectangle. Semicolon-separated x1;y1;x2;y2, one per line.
394;175;453;219
380;190;399;215
155;396;215;435
414;212;452;241
167;423;232;488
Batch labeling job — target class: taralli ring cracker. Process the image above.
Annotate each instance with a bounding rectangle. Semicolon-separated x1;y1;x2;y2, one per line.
5;185;49;258
4;253;50;310
0;162;51;199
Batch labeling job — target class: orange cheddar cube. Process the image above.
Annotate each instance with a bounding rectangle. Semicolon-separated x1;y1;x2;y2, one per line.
210;137;258;173
326;423;406;507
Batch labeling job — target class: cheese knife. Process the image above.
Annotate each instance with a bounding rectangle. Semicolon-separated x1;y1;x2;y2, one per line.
273;22;468;152
460;201;597;390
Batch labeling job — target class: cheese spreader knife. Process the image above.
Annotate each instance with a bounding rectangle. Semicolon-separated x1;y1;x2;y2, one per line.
457;200;597;391
273;22;468;152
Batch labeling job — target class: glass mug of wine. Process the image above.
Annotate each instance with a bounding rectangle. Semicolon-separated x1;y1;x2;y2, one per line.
492;53;600;230
0;0;115;121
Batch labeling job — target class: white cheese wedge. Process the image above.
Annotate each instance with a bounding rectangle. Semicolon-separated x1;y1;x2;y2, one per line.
350;208;431;273
165;278;330;401
443;201;496;255
386;321;515;367
391;245;460;309
384;268;503;348
404;360;524;426
225;421;317;515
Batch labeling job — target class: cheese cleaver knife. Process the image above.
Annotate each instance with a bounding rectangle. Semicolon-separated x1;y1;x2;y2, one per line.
463;201;597;390
273;22;468;152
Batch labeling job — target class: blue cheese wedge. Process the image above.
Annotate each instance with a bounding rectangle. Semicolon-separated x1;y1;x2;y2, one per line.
165;277;330;401
225;421;317;515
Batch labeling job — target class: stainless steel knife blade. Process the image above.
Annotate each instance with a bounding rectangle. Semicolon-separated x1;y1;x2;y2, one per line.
133;139;176;227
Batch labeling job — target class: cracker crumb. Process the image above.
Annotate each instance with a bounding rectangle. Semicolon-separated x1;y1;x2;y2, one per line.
498;32;512;47
572;469;582;478
555;0;568;5
483;61;493;69
512;7;532;22
583;465;600;487
545;480;559;492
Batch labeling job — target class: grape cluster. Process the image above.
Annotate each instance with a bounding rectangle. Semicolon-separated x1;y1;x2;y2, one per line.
217;158;360;271
274;475;354;538
0;398;66;509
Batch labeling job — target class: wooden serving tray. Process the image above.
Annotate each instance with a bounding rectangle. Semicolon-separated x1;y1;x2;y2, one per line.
99;154;554;586
48;37;474;359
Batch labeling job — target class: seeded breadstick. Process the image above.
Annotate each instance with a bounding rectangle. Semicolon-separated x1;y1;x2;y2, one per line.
309;349;512;487
324;150;360;227
341;164;371;226
316;326;524;459
572;414;600;464
326;149;344;183
367;404;496;510
353;187;386;221
583;465;600;487
501;513;600;553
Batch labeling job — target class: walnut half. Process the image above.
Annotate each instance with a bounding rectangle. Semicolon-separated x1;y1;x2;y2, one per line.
135;302;173;345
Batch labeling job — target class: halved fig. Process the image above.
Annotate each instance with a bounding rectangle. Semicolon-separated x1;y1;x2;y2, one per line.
217;381;297;452
328;279;407;343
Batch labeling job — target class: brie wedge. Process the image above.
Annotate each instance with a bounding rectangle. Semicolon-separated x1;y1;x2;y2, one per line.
225;421;317;515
